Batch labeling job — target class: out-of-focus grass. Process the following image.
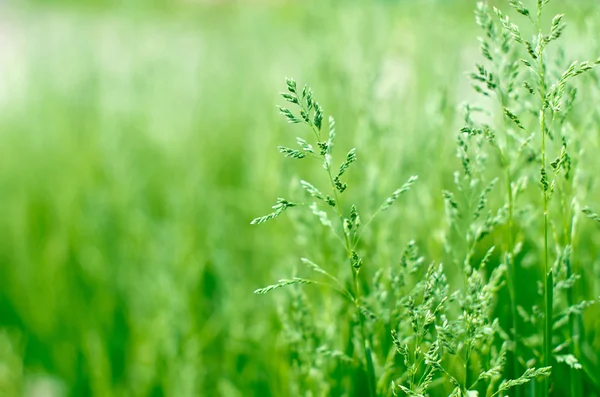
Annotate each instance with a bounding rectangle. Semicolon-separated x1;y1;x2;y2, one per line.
0;1;599;396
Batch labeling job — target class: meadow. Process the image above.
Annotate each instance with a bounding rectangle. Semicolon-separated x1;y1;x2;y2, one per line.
0;0;600;396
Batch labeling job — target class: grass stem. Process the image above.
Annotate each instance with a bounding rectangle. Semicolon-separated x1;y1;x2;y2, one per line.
537;4;553;394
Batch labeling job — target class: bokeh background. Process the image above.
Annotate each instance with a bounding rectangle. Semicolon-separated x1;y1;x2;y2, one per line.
1;0;599;396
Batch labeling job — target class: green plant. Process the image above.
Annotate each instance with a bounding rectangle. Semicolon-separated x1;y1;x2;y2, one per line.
251;1;600;396
5;0;600;396
478;1;599;395
252;78;420;397
251;77;547;397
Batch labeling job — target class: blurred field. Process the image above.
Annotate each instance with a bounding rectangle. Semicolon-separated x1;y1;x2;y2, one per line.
0;0;599;396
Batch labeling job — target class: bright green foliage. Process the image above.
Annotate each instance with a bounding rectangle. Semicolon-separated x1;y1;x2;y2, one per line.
251;1;600;397
2;1;600;397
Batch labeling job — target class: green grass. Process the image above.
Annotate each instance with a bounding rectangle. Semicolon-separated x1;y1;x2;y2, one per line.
0;0;599;396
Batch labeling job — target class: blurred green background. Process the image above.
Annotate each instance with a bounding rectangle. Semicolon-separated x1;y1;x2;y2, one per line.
0;0;599;396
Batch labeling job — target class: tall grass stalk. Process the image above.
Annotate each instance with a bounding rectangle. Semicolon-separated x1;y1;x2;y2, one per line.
313;117;378;397
251;79;392;397
534;3;553;395
504;1;599;394
472;1;523;390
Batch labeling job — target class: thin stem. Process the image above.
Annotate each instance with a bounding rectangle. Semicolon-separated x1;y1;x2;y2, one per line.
569;212;583;397
560;153;581;397
309;280;356;303
464;343;472;395
411;336;420;391
331;171;376;397
505;164;521;384
536;5;553;396
498;107;520;396
305;118;377;397
417;364;434;389
491;54;520;392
